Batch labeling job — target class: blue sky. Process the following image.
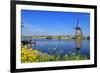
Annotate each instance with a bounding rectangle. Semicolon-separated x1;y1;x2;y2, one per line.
21;10;90;36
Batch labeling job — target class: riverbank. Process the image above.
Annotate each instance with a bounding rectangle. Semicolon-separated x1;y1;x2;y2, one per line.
21;47;89;63
21;35;90;40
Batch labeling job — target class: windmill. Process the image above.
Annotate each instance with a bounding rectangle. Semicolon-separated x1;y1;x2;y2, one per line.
73;18;83;37
73;19;83;52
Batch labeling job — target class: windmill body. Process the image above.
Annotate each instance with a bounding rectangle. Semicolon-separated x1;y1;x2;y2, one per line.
76;26;82;37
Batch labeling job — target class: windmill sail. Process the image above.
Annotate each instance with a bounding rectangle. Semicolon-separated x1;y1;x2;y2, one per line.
75;19;82;37
76;18;79;27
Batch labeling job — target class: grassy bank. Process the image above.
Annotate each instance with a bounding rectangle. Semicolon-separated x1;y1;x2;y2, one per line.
21;47;89;63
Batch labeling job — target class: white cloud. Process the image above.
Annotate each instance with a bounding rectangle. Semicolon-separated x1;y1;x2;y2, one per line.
22;24;45;36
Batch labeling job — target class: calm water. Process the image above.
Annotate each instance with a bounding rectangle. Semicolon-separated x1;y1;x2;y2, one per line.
23;38;90;58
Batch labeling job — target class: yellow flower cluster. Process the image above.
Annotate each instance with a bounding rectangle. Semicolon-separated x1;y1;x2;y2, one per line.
21;47;55;63
21;47;40;63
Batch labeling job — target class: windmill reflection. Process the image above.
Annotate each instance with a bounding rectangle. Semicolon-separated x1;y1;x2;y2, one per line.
75;37;82;54
74;19;83;54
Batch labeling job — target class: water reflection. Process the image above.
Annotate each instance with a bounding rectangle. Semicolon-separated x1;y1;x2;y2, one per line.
75;36;82;55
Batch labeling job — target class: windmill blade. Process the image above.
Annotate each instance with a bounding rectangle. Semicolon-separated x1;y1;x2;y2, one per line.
80;27;83;36
76;18;79;27
73;27;76;29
